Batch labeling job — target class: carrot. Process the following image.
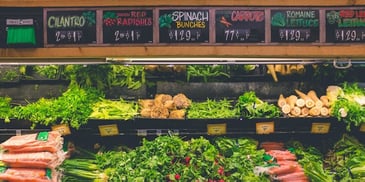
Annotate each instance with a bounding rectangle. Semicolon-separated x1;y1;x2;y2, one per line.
267;65;278;82
320;95;330;107
290;106;301;116
268;164;298;175
285;65;291;75
295;89;315;108
278;94;287;107
309;107;321;116
280;65;287;75
307;90;323;108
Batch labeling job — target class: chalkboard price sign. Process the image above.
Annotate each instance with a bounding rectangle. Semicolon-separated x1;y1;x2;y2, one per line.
46;9;96;45
271;9;319;43
326;9;365;43
159;9;209;43
215;10;265;43
103;10;153;44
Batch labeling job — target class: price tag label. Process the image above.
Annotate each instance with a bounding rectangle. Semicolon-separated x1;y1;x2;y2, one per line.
311;123;331;134
256;122;274;134
360;123;365;132
52;124;71;136
137;129;147;137
98;124;119;136
207;123;227;135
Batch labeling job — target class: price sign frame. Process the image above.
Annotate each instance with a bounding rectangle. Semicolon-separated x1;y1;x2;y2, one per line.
44;8;98;47
325;8;365;43
102;8;154;44
98;124;120;136
311;122;331;134
51;123;71;136
215;8;266;43
270;8;320;43
207;123;227;135
256;121;275;134
158;8;210;44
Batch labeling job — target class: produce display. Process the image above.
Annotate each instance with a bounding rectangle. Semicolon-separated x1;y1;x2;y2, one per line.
325;134;365;180
89;98;139;120
139;93;191;119
267;64;306;82
0;131;65;182
328;83;365;130
187;98;237;119
13;86;103;129
236;91;281;119
277;89;330;117
187;65;230;82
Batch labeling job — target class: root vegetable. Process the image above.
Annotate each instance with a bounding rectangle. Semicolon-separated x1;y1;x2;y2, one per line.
286;95;298;108
297;64;305;74
307;90;323;108
286;65;291;75
295;89;315;108
301;107;309;117
278;94;287;107
281;104;291;114
296;98;305;108
267;65;278;82
309;107;321;116
289;65;297;73
320;107;329;116
280;65;287;75
320;95;330;107
290;106;301;116
274;64;282;73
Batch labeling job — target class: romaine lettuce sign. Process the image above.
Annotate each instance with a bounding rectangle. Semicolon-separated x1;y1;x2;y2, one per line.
271;9;320;43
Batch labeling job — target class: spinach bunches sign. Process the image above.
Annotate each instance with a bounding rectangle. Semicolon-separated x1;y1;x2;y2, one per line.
102;9;153;44
271;9;320;43
159;9;210;43
46;9;97;45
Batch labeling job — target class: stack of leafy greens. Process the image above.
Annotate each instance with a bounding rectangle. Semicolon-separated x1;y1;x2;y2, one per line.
73;135;269;181
325;134;365;181
187;98;237;119
287;141;333;182
89;98;139;120
0;96;14;123
33;65;60;79
62;65;145;91
235;91;280;119
13;85;103;129
187;65;230;82
329;82;365;130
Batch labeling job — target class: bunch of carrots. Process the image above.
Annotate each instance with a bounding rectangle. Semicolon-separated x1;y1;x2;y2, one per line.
277;89;330;117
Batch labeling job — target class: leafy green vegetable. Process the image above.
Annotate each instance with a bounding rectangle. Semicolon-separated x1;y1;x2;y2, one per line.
63;65;111;90
287;141;333;182
235;91;281;119
330;82;365;130
187;98;238;119
14;86;103;129
33;65;60;79
109;65;145;90
187;65;230;82
325;134;365;180
89;98;139;120
0;96;13;123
